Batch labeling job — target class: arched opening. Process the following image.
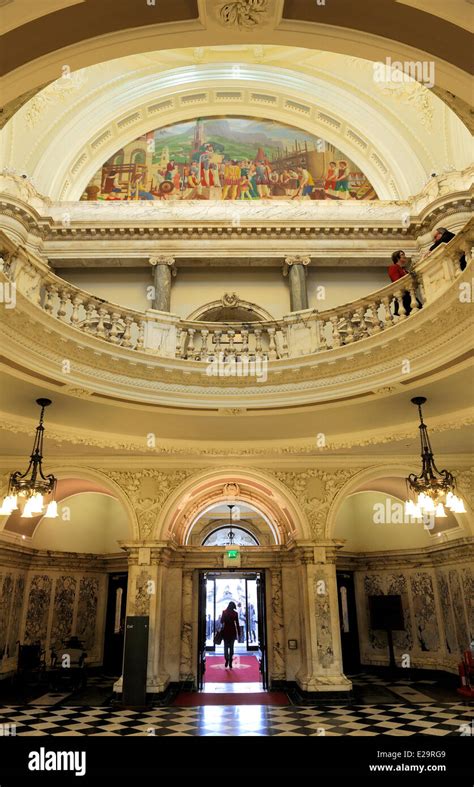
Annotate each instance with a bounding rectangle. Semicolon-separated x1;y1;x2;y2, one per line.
330;469;472;679
186;500;277;546
0;476;134;698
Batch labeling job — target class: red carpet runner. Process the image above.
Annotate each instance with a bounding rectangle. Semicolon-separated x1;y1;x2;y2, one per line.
204;655;261;683
173;691;289;706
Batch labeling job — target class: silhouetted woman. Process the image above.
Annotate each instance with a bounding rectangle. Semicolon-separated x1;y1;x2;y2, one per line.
221;601;239;668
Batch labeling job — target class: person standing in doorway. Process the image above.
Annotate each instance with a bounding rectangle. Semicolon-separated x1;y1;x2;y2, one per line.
221;601;239;668
237;602;246;643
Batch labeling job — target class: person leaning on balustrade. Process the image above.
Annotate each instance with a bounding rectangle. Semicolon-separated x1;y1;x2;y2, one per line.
387;250;422;317
421;227;467;271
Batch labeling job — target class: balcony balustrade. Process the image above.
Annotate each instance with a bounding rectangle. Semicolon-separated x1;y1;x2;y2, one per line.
1;222;471;366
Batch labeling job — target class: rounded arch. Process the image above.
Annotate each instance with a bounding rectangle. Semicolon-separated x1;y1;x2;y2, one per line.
187;297;274;322
1;466;139;542
52;74;415;201
3;17;471;110
154;466;311;545
326;463;472;540
48;466;139;541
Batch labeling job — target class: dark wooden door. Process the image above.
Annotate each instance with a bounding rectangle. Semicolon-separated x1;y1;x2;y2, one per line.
103;572;128;675
336;571;361;673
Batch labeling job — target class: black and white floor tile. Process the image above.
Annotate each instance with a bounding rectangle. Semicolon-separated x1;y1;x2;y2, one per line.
0;702;471;737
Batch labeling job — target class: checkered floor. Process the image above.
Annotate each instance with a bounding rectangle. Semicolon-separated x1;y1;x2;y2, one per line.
0;702;471;736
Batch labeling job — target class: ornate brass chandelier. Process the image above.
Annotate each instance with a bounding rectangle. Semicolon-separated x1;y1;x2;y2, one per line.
0;399;58;519
405;397;466;519
225;504;236;545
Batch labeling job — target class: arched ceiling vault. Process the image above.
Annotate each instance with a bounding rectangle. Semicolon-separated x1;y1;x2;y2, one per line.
0;0;472;110
2;48;471;202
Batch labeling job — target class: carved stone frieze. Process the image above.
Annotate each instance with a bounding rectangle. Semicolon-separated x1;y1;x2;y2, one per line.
104;469;197;538
273;469;361;537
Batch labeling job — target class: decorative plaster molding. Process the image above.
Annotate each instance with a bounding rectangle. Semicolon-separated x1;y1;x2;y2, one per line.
103;468;197;539
218;0;270;28
273;469;363;538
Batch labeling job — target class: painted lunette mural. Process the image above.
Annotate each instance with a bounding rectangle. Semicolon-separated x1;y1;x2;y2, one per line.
82;117;378;201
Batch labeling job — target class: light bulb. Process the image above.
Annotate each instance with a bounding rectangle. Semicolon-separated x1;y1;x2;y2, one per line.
419;494;435;513
30;493;44;514
435;503;447;518
404;500;415;516
44;501;58;519
452;497;466;514
21;499;34;518
0;498;14;516
445;491;455;509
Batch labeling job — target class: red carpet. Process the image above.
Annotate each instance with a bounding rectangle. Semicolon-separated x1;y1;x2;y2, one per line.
172;692;290;706
204;655;261;683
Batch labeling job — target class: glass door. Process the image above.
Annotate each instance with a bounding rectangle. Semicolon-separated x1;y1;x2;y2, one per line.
197;571;208;690
256;573;268;689
205;575;217;652
245;577;259;652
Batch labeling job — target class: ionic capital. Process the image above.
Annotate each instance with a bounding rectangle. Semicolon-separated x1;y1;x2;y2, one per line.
149;255;177;276
283;255;311;276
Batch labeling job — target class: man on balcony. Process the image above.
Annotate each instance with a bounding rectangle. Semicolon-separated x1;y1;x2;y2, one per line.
388;250;416;316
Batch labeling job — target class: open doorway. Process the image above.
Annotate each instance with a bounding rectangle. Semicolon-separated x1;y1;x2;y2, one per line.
197;571;268;693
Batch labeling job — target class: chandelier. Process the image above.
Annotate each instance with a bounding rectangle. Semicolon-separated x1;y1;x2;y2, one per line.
405;397;466;519
0;399;58;519
225;504;236;545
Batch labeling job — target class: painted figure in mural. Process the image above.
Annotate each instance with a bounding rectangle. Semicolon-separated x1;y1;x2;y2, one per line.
102;170;121;195
334;160;352;199
324;161;337;195
255;158;272;198
293;166;314;199
86;117;378;202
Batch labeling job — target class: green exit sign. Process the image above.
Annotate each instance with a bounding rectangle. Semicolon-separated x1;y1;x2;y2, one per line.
227;549;239;559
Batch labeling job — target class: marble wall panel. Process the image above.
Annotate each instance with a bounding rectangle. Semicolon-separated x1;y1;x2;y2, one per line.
314;570;334;667
76;577;99;651
50;576;77;649
0;574;14;657
24;575;52;645
460;567;474;639
387;573;413;652
435;570;457;655
135;570;151;616
410;572;439;652
449;569;469;652
8;575;25;658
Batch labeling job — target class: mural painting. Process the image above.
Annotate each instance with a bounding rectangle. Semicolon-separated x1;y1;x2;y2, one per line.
82;117;378;202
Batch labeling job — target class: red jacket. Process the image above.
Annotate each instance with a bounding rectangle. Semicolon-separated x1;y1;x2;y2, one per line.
221;608;239;641
388;263;409;283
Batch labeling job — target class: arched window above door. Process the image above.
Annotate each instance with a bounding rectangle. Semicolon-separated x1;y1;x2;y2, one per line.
202;526;259;546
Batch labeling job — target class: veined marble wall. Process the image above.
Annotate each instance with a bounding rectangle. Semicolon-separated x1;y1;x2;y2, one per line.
0;563;107;674
0;569;25;661
355;562;473;673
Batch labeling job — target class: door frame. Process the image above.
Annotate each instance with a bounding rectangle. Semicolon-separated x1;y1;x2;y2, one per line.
197;568;269;690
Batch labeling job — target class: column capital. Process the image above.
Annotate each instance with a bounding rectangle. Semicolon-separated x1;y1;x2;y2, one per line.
284;254;311;267
149;255;177;275
282;255;311;278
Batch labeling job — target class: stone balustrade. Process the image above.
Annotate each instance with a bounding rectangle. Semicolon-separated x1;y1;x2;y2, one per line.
1;220;472;364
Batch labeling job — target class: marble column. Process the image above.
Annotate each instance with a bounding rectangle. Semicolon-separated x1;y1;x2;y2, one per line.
179;569;194;681
112;545;170;695
149;255;176;312
283;255;310;312
295;546;351;694
270;568;286;683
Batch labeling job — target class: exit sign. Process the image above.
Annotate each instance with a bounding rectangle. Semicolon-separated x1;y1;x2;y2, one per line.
227;549;239;559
